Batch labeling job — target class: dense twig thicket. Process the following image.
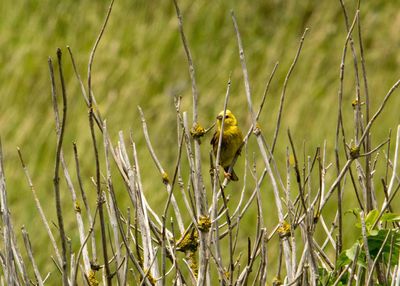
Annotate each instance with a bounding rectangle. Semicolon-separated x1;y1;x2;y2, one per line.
1;1;400;285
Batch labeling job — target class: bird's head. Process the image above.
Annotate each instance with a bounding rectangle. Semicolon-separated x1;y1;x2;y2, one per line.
216;110;238;129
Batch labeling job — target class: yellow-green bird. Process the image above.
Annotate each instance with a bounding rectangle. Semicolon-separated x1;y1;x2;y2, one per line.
211;110;244;181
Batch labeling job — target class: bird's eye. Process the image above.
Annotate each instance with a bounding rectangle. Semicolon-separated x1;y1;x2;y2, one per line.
225;115;230;118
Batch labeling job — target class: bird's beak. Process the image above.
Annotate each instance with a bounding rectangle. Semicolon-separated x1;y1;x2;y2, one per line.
216;115;223;120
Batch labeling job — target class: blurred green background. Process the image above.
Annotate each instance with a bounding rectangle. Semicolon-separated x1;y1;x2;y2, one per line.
1;0;400;283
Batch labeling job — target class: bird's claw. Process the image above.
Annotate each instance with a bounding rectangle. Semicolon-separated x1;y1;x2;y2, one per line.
224;171;232;181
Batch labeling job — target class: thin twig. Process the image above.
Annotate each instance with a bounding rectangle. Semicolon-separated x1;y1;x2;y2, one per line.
138;106;185;234
360;211;373;285
51;50;69;286
86;1;115;284
71;208;99;286
358;79;400;149
271;28;309;154
17;148;63;268
103;121;124;285
73;143;97;261
335;10;359;257
256;62;279;121
0;139;19;285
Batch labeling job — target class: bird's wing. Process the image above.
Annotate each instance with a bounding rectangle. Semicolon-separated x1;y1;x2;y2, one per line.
210;131;218;150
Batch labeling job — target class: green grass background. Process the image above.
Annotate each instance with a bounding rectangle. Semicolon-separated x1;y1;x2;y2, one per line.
1;0;400;283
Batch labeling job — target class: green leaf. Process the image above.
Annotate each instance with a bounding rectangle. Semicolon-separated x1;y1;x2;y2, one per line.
365;209;379;232
336;251;351;268
381;213;400;222
367;229;400;265
357;255;367;268
345;208;361;220
369;229;379;236
345;243;359;261
337;243;359;268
